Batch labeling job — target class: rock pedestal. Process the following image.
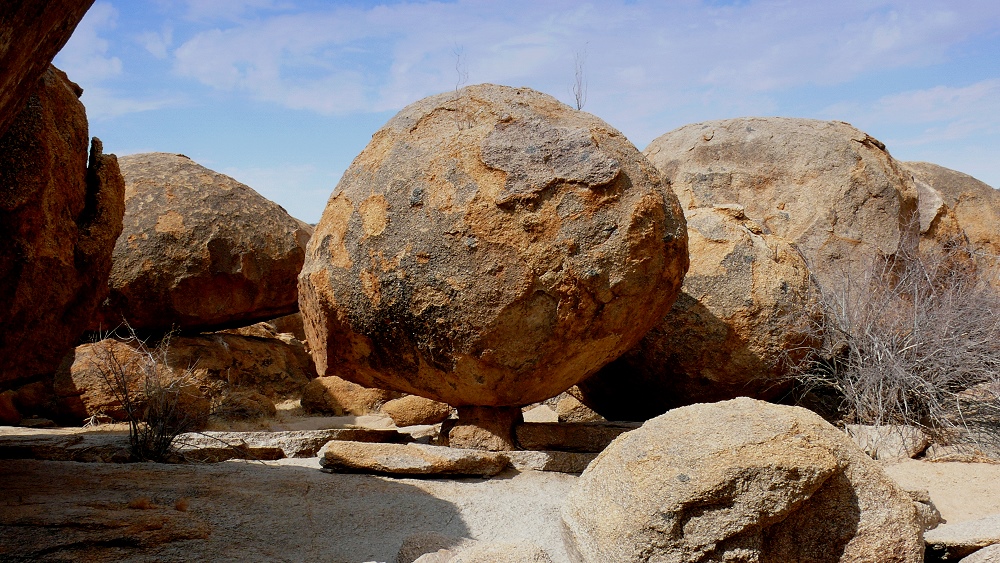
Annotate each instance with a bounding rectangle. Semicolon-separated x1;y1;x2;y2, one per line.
447;406;522;451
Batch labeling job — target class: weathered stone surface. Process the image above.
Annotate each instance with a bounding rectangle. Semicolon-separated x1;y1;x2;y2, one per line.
504;450;597;473
903;161;1000;283
174;429;411;458
962;543;1000;563
562;398;923;562
447;406;522;451
554;392;604;424
299;83;688;407
0;430;132;462
845;424;929;461
515;421;639;453
0;1;94;136
645;117;918;295
398;532;477;563
0;390;19;425
98;152;312;333
57;332;314;422
925;514;1000;560
905;488;942;532
448;541;553;562
301;375;400;416
576;204;820;420
215;389;276;420
0;66;125;401
319;441;508;476
383;395;453;427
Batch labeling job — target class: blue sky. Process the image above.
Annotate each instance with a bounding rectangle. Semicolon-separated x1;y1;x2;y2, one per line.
55;0;1000;223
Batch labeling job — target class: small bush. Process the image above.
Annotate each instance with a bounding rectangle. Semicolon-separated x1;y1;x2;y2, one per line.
90;326;209;462
789;246;1000;451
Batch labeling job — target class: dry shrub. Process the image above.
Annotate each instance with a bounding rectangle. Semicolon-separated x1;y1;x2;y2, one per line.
90;326;209;462
789;243;1000;451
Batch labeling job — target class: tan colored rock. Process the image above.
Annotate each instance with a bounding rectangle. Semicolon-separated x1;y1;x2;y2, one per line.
562;398;923;562
383;395;452;427
504;450;597;473
903;161;1000;283
97;152;312;333
300;375;400;416
0;1;94;136
271;312;307;341
963;544;1000;563
576;204;820;420
905;488;942;532
319;441;508;477
173;428;411;458
925;514;1000;560
845;424;929;461
299;83;688;407
554;392;604;424
645;117;918;295
215;389;276;421
448;541;553;562
447;406;521;451
0;66;125;400
398;532;477;563
57;332;315;422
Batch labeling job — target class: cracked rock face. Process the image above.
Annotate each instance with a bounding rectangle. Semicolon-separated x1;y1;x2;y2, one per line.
562;398;924;563
98;153;313;333
0;66;124;392
645;117;919;295
299;84;688;407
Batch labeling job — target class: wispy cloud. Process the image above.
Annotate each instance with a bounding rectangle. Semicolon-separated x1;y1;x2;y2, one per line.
55;2;123;83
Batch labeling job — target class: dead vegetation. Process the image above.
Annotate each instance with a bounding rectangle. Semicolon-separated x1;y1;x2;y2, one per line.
788;243;1000;452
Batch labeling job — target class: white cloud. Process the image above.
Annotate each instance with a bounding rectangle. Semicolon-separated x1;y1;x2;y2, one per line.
136;26;173;59
164;0;1000;131
54;2;123;83
80;87;180;121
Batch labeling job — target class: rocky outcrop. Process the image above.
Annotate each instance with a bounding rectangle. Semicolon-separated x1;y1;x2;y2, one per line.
299;83;688;407
645;117;918;295
562;398;923;562
575;204;820;420
0;1;94;136
903;161;1000;283
0;66;125;409
98;153;312;333
925;514;1000;560
300;375;400;416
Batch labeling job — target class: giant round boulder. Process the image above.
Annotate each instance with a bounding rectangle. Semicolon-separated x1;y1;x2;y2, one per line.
99;153;313;333
645;117;919;294
562;398;923;562
575;205;820;421
0;66;125;397
299;84;688;407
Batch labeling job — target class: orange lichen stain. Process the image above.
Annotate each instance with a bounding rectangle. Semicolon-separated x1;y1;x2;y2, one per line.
416;252;430;264
320;193;354;269
154;210;185;234
360;269;381;307
359;194;389;237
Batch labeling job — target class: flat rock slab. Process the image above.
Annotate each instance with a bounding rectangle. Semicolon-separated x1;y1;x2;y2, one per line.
505;450;597;473
883;460;1000;525
0;430;131;462
962;544;1000;563
925;513;1000;559
174;428;411;458
846;424;929;461
320;441;509;477
515;421;639;453
0;458;576;562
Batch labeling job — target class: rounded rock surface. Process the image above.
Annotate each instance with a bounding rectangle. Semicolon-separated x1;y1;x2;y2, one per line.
576;205;821;420
645;117;918;294
561;397;923;563
299;84;688;407
99;152;313;333
0;65;125;392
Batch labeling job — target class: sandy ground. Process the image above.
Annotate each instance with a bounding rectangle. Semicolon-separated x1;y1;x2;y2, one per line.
0;457;576;563
883;459;1000;525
